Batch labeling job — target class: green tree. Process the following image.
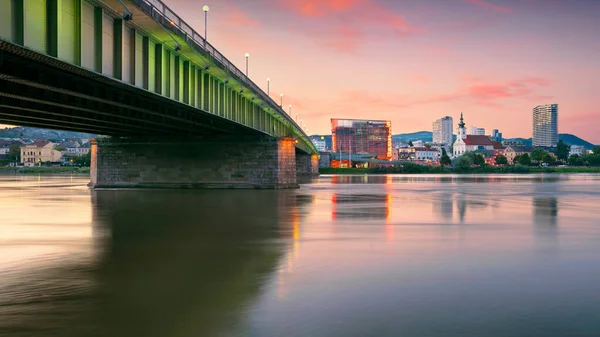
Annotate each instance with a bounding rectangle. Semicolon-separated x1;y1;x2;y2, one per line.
555;140;570;161
440;154;451;167
7;144;21;164
473;153;485;166
495;155;508;166
408;141;413;147
587;154;600;166
518;153;531;166
593;146;600;155
512;154;521;165
542;153;556;166
54;145;67;151
454;156;472;172
531;148;546;162
568;154;584;166
441;148;447;156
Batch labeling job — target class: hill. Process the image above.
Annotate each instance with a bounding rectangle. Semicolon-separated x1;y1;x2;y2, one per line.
0;126;96;141
503;134;595;149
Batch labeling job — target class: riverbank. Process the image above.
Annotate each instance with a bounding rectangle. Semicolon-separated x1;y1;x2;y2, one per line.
319;166;600;175
0;167;90;174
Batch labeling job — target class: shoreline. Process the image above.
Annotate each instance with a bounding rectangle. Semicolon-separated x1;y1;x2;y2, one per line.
0;167;90;174
319;167;600;175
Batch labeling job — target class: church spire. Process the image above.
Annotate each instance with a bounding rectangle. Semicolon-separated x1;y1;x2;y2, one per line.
458;112;465;128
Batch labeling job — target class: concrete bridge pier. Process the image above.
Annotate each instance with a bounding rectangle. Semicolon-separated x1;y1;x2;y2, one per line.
296;153;319;177
89;136;303;189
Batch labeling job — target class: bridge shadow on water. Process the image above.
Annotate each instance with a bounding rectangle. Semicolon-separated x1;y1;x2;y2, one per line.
88;189;297;337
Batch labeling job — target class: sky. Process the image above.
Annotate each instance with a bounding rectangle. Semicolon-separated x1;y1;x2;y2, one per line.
4;0;598;142
163;0;600;142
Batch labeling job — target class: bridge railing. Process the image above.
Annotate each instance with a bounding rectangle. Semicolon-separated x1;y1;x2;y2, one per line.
130;0;315;153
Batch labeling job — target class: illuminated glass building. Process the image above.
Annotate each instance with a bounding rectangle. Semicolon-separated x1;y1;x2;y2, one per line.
331;119;392;162
533;104;558;147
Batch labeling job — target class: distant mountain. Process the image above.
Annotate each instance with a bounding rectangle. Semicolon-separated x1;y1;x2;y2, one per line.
0;126;96;141
392;131;432;143
503;134;596;149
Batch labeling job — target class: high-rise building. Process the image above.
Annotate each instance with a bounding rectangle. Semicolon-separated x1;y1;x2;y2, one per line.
432;116;454;145
469;126;478;135
533;104;558;147
492;129;503;142
469;126;486;135
331;118;392;160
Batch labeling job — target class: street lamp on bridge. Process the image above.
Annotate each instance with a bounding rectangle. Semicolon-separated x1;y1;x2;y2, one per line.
280;93;283;107
289;104;292;118
245;53;250;77
267;78;270;96
203;5;209;46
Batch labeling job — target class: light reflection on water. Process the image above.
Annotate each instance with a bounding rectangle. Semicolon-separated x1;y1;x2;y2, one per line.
1;174;600;337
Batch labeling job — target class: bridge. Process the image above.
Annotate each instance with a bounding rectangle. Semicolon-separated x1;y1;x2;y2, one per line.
0;0;318;188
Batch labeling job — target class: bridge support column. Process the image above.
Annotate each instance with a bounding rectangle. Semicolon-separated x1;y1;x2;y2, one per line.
89;136;298;189
296;153;319;177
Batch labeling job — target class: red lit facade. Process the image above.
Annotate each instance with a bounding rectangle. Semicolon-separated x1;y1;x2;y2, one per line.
331;119;392;160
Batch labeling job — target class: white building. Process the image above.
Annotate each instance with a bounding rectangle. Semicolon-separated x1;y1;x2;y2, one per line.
20;141;63;167
533;104;558;147
432;116;454;146
453;114;495;156
414;147;440;161
311;139;327;152
469;126;486;135
569;145;587;157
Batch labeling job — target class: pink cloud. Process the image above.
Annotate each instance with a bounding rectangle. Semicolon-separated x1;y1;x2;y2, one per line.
221;6;262;27
463;0;514;13
281;0;360;17
410;75;429;84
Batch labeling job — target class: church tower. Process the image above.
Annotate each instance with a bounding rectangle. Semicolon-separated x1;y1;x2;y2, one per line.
457;112;466;139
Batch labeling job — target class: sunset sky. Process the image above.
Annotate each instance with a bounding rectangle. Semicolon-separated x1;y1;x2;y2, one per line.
166;0;600;143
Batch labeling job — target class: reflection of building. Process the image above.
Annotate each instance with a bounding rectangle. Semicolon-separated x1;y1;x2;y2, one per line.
432;116;453;146
20;140;62;166
533;197;558;228
331;193;391;220
434;193;453;220
533;104;558;147
331;118;392;161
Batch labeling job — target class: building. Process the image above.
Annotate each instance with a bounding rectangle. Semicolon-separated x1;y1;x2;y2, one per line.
20;141;63;166
504;145;534;164
331;119;392;161
311;139;327;152
469;126;486;135
533;104;558;147
453;113;494;156
491;129;503;142
569;145;587;157
414;147;440;161
398;147;416;160
432;116;454;146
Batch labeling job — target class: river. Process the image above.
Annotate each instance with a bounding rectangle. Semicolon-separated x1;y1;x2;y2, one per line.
1;174;599;337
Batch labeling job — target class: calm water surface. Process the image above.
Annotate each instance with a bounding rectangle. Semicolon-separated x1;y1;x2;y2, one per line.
1;174;600;337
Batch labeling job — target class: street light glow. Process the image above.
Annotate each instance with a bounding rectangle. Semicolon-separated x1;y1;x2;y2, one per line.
203;5;209;12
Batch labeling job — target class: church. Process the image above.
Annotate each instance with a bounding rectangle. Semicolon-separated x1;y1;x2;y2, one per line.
452;113;495;157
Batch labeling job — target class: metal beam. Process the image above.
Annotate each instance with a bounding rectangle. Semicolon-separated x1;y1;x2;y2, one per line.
94;6;102;73
142;36;149;89
12;0;24;45
46;0;58;57
113;19;123;80
154;43;162;94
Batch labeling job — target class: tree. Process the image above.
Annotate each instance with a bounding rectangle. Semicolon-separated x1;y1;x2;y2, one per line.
568;154;584;166
440;154;451;167
531;148;546;162
408;141;413;147
454;156;472;172
473;153;485;166
54;145;67;151
518;153;531;166
7;144;21;164
542;153;556;166
512;154;521;165
593;146;600;155
495;155;508;166
555;140;570;161
587;154;600;166
441;148;447;156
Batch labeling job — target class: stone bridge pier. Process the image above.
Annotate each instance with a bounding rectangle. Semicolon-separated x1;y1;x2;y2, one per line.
89;136;318;189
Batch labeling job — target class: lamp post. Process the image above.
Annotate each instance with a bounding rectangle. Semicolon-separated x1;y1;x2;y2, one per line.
267;78;270;96
280;93;283;107
203;5;209;47
245;53;250;77
289;104;292;118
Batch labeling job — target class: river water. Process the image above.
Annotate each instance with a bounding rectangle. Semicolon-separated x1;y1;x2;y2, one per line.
1;174;599;337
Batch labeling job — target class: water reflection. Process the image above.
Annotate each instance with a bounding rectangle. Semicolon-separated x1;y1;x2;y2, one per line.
331;194;391;220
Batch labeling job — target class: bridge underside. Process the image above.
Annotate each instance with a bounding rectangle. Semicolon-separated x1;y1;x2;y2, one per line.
0;40;254;136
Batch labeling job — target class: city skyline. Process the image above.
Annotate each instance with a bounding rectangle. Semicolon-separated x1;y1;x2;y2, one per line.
3;0;598;143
